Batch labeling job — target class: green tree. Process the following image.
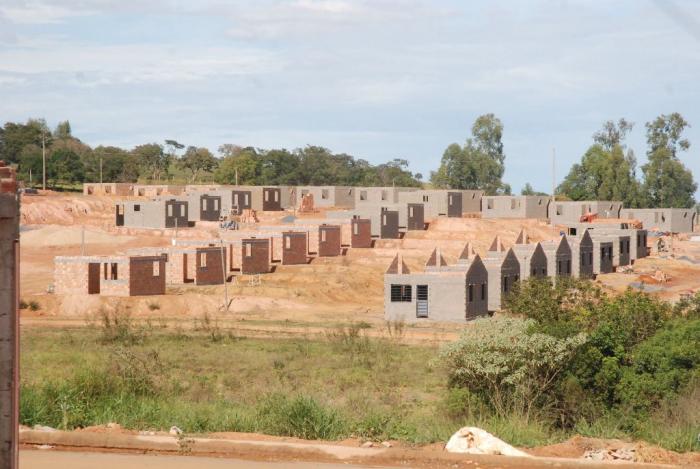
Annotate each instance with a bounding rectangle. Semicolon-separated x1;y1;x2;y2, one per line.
642;113;696;208
559;119;642;207
47;149;84;185
17;144;43;184
131;143;167;181
181;146;218;183
53;120;72;140
430;114;509;194
214;147;260;184
0;119;49;164
88;146;138;183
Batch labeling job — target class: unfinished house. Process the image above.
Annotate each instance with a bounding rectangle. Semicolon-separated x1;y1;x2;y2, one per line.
383;250;488;323
282;232;308;265
293;219;352;246
354;187;418;208
183;190;226;222
351;218;372;248
231;186;284;211
132;184;185;197
481;196;550;219
242;238;271;274
127;245;227;285
318;224;342;257
541;236;572;278
406;203;425;230
297;186;355;208
569;230;595;278
510;230;548;280
483;237;521;312
589;236;614;275
397;190;475;219
54;255;166;296
380;209;400;239
620;208;696;233
549;201;623;224
83;183;133;196
590;233;630;269
116;199;189;229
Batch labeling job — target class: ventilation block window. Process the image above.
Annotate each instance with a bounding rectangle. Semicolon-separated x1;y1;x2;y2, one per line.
153;261;160;276
409;206;414;217
321;189;329;199
481;283;486;300
360;190;367;201
423;195;429;202
264;191;269;202
390;284;412;302
468;284;474;302
180;205;185;217
200;253;207;269
353;223;359;235
274;191;279;202
556;205;563;216
285;236;291;249
381;190;387;201
487;199;494;209
321;230;327;242
134;204;141;212
245;243;252;257
214;199;219;211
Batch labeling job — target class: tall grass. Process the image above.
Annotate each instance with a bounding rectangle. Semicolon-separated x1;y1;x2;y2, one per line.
19;324;698;451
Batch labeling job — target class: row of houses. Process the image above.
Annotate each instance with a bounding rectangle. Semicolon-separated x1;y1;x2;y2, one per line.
89;182;697;233
384;225;649;323
54;220;372;297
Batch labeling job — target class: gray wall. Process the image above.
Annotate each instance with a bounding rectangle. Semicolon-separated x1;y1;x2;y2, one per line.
549;201;623;225
385;272;469;323
620;208;696;233
483;249;520;311
512;243;548;280
482;196;550;219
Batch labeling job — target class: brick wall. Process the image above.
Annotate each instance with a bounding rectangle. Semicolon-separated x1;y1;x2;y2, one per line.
129;256;166;296
242;238;270;274
318;225;341;257
282;232;308;265
195;247;226;285
351;218;372;248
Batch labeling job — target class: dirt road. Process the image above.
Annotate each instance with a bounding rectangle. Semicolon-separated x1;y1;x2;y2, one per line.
21;450;394;469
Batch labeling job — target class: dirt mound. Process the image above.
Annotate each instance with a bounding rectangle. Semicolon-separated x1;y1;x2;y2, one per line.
530;435;700;465
21;225;135;247
21;192;115;226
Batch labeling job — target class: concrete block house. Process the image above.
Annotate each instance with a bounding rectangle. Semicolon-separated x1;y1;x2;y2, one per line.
620;208;696;233
481;196;550;219
116;199;189;229
569;230;595;278
54;255;166;296
483;237;521;312
397;190;475;219
589;235;614;275
541;235;572;278
383;247;488;323
549;201;623;225
298;186;356;208
510;230;548;280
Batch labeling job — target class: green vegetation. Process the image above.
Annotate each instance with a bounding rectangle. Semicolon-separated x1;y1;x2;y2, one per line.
21;315;558;446
558;114;697;208
465;278;700;452
0;120;422;188
21;287;700;452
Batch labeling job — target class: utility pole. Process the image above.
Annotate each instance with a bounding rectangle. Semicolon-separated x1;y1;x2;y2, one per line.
99;155;103;187
219;238;230;312
551;147;556;227
235;169;238;186
41;131;46;191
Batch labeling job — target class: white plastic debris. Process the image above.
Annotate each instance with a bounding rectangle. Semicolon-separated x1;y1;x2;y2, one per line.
169;426;183;436
32;425;57;433
445;427;530;457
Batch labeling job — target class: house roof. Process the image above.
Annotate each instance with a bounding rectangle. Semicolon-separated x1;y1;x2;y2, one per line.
426;247;448;268
458;242;476;261
386;253;410;274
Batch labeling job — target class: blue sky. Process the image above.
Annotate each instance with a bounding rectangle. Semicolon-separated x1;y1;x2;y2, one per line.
1;0;699;193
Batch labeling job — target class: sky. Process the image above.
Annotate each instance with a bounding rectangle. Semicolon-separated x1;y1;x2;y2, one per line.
1;0;699;193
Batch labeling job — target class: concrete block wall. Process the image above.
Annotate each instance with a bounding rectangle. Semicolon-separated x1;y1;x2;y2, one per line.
83;183;133;196
482;196;550;219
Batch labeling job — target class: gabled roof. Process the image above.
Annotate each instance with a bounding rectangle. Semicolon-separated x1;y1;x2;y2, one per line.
515;229;529;244
459;242;476;261
426;247;448;268
386;253;410;274
489;236;506;252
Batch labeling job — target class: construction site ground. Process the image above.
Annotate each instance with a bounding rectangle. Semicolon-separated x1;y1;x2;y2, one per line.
17;192;700;467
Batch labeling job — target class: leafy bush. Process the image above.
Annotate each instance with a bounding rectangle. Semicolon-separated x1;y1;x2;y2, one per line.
441;317;586;419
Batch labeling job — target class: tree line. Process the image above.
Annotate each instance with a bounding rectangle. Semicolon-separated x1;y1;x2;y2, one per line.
0;120;422;188
0;113;696;208
430;112;697;208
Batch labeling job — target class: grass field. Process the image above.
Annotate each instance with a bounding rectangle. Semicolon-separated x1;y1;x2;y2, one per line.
19;315;559;447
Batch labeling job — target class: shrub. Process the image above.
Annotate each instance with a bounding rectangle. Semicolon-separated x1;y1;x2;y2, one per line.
97;308;147;345
256;394;347;440
441;317;586;419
